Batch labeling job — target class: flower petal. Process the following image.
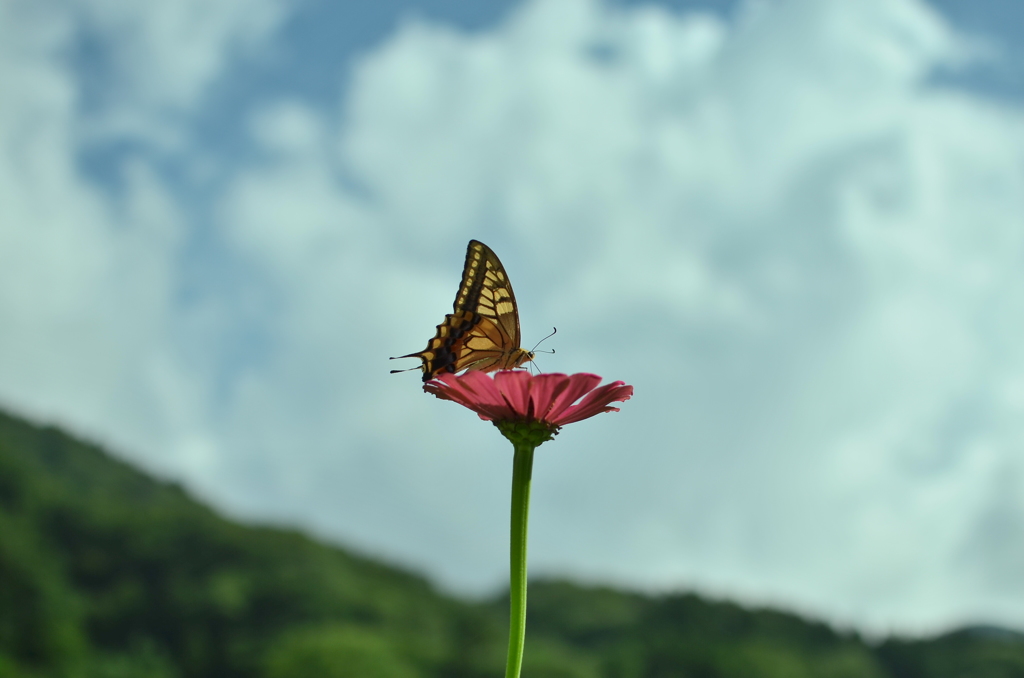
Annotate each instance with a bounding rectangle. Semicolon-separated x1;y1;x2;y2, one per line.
494;370;532;418
458;371;518;420
551;381;634;425
425;371;516;420
523;373;569;423
538;373;603;424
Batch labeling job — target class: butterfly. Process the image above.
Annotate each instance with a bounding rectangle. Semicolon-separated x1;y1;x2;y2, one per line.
391;240;534;382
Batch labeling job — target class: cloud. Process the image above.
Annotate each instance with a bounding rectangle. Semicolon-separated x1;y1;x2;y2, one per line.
0;0;287;468
78;0;287;112
214;0;1024;633
4;0;1024;634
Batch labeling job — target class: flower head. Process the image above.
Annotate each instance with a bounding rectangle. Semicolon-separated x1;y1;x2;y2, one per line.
424;370;633;447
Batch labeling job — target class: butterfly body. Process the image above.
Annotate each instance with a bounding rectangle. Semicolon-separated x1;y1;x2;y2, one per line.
392;240;534;382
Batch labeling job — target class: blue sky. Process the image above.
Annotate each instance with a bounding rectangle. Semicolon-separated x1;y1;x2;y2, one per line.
3;0;1024;634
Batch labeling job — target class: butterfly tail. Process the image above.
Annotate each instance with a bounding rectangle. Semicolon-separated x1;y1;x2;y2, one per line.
389;351;430;376
390;352;425;361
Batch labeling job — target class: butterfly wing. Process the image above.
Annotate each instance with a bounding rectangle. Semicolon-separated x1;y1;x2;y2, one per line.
454;240;522;347
391;240;533;381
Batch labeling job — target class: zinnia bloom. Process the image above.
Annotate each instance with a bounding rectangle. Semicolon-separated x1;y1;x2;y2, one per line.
424;370;633;446
423;369;632;678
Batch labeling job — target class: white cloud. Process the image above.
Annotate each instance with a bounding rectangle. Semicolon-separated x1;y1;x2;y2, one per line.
80;0;287;112
0;0;286;470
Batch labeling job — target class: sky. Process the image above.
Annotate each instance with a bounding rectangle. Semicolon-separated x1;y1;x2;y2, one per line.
2;0;1024;635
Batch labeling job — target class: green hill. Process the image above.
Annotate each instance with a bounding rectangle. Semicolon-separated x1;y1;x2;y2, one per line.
0;409;1022;677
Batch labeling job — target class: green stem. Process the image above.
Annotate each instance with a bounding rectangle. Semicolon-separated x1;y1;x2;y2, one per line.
505;443;536;678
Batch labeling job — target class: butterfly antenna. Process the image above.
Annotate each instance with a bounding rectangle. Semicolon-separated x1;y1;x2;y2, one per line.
530;327;557;353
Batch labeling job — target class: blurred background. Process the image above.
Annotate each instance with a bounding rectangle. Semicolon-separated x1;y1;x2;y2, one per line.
2;0;1024;639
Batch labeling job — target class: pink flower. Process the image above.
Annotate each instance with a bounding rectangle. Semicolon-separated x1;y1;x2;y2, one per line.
423;369;632;674
424;370;633;432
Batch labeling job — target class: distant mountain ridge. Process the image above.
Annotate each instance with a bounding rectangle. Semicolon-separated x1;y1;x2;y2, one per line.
0;408;1021;677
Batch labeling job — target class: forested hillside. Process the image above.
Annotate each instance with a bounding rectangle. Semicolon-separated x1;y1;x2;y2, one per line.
0;409;1021;677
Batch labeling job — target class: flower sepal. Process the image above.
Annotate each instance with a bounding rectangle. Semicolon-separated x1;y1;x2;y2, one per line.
495;419;559;449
